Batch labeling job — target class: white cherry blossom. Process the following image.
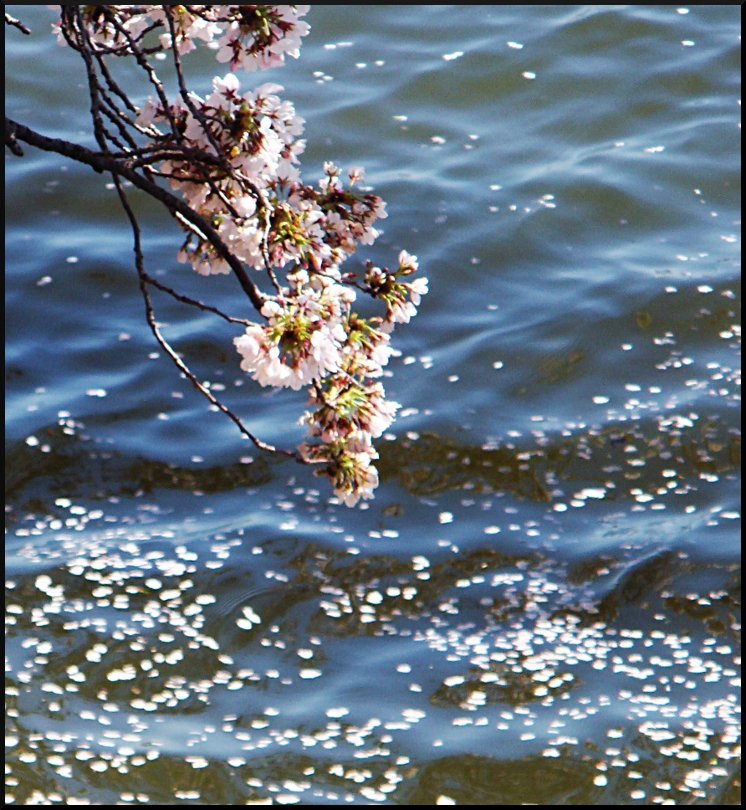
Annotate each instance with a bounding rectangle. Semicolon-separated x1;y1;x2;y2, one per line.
54;4;427;506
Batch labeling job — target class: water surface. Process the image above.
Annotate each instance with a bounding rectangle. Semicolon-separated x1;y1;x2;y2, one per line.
5;5;741;805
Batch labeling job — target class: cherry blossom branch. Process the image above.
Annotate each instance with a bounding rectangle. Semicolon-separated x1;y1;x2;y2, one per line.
8;5;429;506
5;117;267;313
112;175;301;460
162;7;279;292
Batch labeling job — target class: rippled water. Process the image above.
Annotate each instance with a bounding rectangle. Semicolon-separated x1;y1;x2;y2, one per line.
6;5;741;805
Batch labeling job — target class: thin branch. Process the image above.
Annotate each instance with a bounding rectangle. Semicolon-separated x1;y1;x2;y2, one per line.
99;8;180;141
112;176;302;461
96;102;139;153
92;46;140;116
60;7;165;57
166;7;227;162
5;12;30;35
162;9;262;231
73;7;105;133
87;50;143;153
142;272;255;326
6;116;268;313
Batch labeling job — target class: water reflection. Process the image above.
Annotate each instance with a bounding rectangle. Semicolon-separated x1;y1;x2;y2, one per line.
6;397;740;521
6;332;740;803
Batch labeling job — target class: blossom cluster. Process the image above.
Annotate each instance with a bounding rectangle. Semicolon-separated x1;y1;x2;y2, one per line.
234;271;355;391
55;5;311;71
137;73;310;275
136;83;388;282
56;6;428;506
364;250;430;330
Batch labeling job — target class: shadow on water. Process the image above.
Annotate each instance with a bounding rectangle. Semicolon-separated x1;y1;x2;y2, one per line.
5;423;275;513
5;404;740;525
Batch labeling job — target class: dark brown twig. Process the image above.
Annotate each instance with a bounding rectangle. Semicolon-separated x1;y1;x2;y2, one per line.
142;272;255;326
6;116;267;313
5;12;30;35
112;176;302;461
96;7;180;141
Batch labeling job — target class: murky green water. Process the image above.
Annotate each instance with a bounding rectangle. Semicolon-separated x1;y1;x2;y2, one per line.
6;5;740;805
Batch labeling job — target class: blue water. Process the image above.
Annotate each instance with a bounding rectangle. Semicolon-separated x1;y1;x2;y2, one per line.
5;5;740;804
